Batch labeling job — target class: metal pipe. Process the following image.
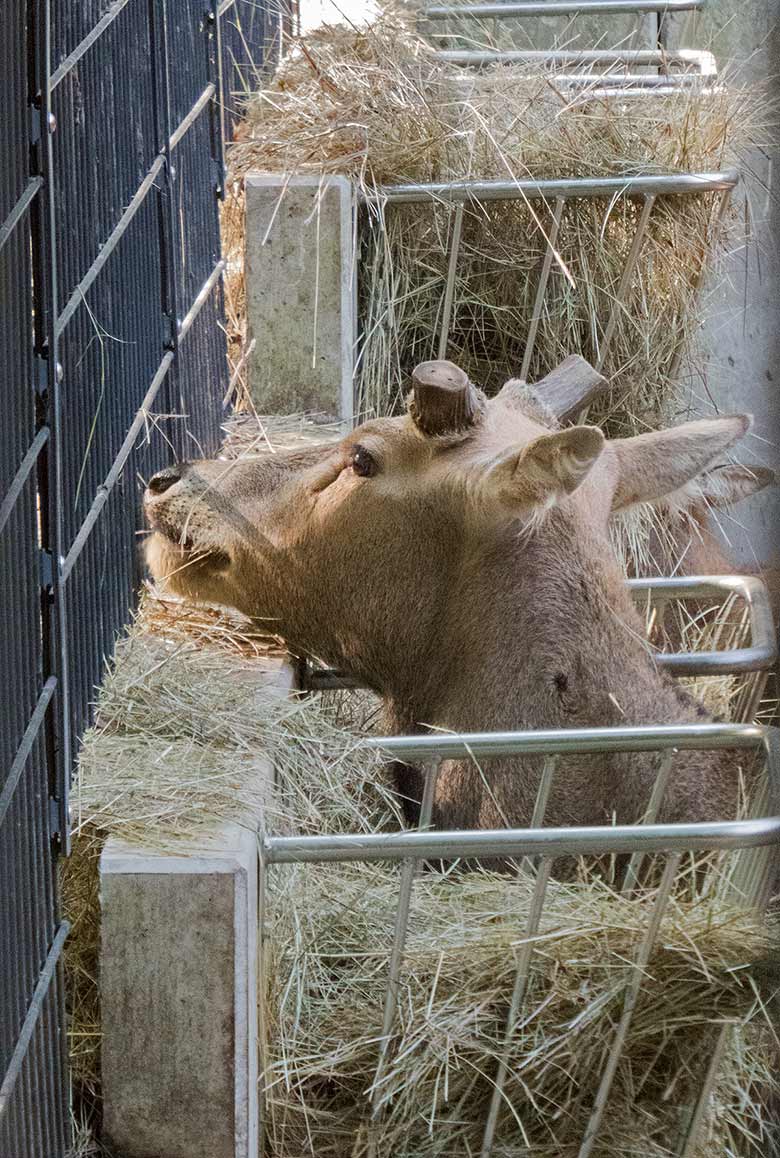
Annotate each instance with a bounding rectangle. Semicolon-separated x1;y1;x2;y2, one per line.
480;857;553;1157
263;815;780;866
422;0;703;17
438;202;464;358
361;722;766;761
578;854;681;1156
436;48;715;69
621;749;675;892
304;575;777;689
363;170;739;206
520;197;564;381
595;193;656;373
370;760;441;1115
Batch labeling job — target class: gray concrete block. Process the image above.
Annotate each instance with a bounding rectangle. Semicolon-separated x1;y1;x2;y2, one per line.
245;173;356;423
100;823;259;1158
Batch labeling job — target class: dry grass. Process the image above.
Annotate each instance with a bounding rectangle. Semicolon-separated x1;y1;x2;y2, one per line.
60;576;779;1155
263;860;780;1157
223;10;771;426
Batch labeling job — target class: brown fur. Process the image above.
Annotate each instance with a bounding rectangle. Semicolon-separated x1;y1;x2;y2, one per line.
144;373;757;833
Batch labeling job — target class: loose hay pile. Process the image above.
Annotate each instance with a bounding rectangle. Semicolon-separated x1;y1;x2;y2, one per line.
62;589;780;1156
224;11;771;427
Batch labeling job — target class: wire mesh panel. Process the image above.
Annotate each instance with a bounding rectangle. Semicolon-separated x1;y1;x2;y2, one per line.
3;1;285;1153
219;0;295;132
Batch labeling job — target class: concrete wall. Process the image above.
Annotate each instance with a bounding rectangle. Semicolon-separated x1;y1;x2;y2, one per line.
666;3;780;568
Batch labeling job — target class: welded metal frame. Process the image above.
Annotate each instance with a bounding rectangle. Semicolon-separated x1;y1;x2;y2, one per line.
361;170;738;368
259;721;780;1157
303;572;778;691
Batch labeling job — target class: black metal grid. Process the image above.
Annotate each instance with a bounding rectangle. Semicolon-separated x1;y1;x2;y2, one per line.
1;2;276;1154
219;0;296;129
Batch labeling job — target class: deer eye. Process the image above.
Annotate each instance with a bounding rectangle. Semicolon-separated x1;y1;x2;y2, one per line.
350;445;377;478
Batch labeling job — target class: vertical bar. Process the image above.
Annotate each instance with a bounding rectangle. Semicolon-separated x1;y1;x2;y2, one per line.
257;836;269;1158
480;856;553;1158
577;853;681;1158
520;755;557;875
370;759;441;1116
595;193;656;374
621;749;675;893
210;0;227;195
519;197;564;381
149;0;179;351
437;202;464;359
677;1023;732;1156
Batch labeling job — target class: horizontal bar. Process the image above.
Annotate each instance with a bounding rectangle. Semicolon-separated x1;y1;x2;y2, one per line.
423;0;702;18
0;920;70;1114
0;177;43;253
305;575;776;690
60;260;225;581
55;84;215;339
365;170;739;206
0;427;49;537
50;0;133;89
435;49;708;67
263;816;780;865
628;574;777;675
0;678;58;830
437;48;715;68
359;722;766;762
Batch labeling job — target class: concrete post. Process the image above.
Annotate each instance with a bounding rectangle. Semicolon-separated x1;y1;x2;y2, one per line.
99;823;259;1158
244;173;356;424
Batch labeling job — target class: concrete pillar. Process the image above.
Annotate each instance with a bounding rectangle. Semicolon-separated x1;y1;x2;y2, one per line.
100;823;259;1158
244;173;356;424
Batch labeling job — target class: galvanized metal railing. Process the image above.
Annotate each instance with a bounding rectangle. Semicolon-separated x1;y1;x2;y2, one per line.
304;573;777;692
259;720;780;1157
361;171;738;374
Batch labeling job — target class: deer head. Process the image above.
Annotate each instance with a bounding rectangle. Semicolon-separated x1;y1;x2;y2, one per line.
144;357;752;734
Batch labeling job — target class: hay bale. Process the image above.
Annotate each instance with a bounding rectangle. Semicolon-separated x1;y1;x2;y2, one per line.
225;11;770;427
263;861;780;1157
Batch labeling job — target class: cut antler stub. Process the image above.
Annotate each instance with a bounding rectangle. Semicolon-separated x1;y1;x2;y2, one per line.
410;360;485;437
531;355;607;423
501;355;607;424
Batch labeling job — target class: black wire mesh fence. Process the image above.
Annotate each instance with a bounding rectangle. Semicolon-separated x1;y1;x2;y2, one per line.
0;2;280;1154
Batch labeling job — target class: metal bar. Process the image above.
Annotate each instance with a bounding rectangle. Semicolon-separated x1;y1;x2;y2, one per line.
677;1022;731;1156
629;574;777;676
0;427;49;537
305;575;776;689
0;920;70;1114
365;170;739;206
595;193;655;373
370;760;441;1115
210;0;227;198
437;48;715;68
520;197;564;381
362;721;766;760
437;202;464;358
60;259;225;580
0;679;57;830
54;83;215;339
264;816;780;866
0;177;43;252
578;854;680;1156
49;0;133;90
423;0;703;17
480;857;552;1157
218;0;238;14
621;749;675;892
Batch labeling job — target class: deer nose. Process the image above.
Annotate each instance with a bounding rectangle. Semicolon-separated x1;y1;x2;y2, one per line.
147;465;185;496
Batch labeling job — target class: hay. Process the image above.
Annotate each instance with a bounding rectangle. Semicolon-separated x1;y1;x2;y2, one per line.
263;860;780;1157
61;581;780;1155
224;11;771;426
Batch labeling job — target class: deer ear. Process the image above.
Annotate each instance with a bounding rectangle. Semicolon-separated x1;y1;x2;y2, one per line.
693;463;776;509
486;426;605;508
610;415;753;511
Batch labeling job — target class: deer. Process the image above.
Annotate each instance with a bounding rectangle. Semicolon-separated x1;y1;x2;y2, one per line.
143;356;763;837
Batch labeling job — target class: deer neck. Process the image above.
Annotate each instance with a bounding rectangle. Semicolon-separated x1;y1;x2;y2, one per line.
384;512;692;737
